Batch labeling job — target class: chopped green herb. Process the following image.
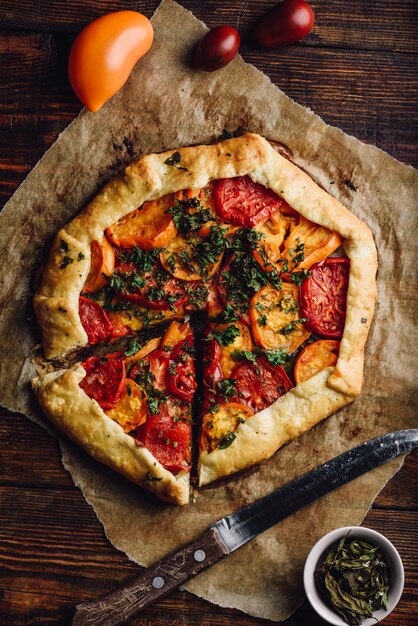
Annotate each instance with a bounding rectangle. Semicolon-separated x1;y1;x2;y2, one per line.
125;339;144;357
147;397;160;415
126;385;132;396
77;252;85;262
206;324;240;347
59;240;69;253
215;378;236;401
264;349;288;366
218;431;236;449
257;313;268;326
290;269;312;286
278;318;308;335
164;151;188;171
231;349;258;365
60;256;74;269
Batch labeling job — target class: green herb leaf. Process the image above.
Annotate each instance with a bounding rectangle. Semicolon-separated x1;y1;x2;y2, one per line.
164;151;188;171
215;378;236;401
264;349;288;366
60;256;74;270
206;324;240;347
315;536;390;626
231;349;258;365
218;431;236;449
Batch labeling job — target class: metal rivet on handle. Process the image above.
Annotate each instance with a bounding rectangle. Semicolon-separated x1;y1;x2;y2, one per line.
193;549;206;562
152;576;165;589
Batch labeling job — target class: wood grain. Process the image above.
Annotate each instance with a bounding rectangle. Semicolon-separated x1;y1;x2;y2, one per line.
0;1;417;624
1;1;417;54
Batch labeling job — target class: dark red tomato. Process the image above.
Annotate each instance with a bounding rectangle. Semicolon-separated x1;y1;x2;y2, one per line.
135;402;191;473
252;0;315;48
80;353;126;410
114;262;189;310
203;338;222;382
300;258;350;339
230;357;293;413
167;338;197;401
213;176;282;227
130;348;170;393
195;25;240;72
79;295;113;344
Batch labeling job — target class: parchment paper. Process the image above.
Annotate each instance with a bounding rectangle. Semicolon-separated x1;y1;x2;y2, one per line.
0;1;417;620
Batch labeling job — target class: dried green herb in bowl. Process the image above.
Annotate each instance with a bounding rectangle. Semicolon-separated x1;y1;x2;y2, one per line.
303;526;404;626
315;536;390;625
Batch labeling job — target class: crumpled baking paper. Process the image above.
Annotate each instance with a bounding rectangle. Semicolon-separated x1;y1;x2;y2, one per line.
0;0;417;620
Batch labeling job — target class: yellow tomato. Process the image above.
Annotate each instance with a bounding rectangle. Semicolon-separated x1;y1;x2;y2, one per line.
294;340;340;384
83;237;115;293
250;284;310;352
68;11;153;112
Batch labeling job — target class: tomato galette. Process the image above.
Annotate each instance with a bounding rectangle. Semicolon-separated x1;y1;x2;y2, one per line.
33;133;377;505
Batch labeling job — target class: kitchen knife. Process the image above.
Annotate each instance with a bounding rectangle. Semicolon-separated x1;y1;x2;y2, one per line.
72;428;418;626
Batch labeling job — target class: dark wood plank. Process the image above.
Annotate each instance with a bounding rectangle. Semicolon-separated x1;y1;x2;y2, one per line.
1;1;417;54
1;31;417;209
1;484;417;625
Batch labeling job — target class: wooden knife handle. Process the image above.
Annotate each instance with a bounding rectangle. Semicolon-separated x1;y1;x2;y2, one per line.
72;528;229;626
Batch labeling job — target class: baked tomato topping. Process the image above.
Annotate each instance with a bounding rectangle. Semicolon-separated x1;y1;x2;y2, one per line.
135;401;191;473
106;378;148;432
300;258;350;339
105;194;177;250
80;353;126;410
230;357;293;413
166;337;197;401
200;402;253;452
79;295;114;344
83;238;115;293
250;284;310;353
294;339;340;384
212;176;282;227
112;261;189;310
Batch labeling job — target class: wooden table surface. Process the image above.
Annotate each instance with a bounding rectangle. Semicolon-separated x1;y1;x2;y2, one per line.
1;1;417;624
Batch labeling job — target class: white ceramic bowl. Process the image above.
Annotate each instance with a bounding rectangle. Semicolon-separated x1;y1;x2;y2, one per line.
303;526;404;625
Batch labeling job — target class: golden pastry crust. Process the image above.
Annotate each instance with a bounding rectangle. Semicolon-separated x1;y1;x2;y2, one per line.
33;133;377;496
33;366;190;505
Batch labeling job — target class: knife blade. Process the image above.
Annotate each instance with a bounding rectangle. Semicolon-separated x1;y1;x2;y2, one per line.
72;428;418;626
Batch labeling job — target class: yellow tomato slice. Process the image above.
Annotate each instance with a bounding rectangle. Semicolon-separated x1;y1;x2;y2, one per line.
282;215;341;272
252;208;288;272
107;299;183;332
216;321;252;378
294;340;340;384
83;238;115;293
125;337;161;365
162;320;191;349
106;379;147;433
250;284;311;352
160;232;223;281
105;193;177;249
200;402;253;452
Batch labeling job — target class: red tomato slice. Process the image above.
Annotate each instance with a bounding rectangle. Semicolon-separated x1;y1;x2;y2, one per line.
130;348;170;393
80;353;126;410
166;338;197;401
79;295;114;344
300;258;350;339
135;402;191;473
212;176;283;227
230;357;293;413
203;338;222;382
113;261;189;310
